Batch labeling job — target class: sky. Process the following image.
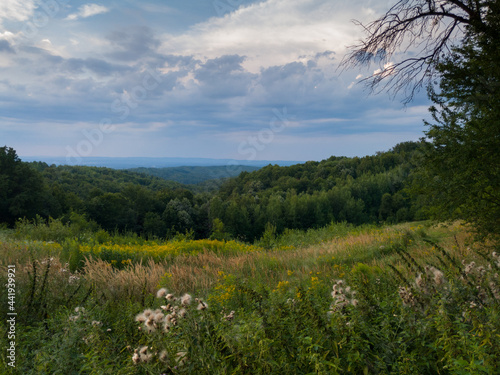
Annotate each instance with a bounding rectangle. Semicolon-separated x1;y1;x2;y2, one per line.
0;0;433;163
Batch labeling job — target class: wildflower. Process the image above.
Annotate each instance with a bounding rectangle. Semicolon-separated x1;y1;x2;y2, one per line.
223;311;235;321
165;313;177;326
398;286;416;307
415;273;425;290
166;293;175;301
75;307;85;314
143;309;153;317
330;280;357;312
153;312;165;323
159;350;168;362
197;301;209;311
163;321;171;332
138;346;153;362
165;313;173;324
69;315;79;322
181;293;192;306
464;261;475;275
91;321;102;327
145;317;156;333
179;308;187;318
428;266;445;286
156;288;168;299
476;266;486;276
69;275;80;284
132;352;140;364
135;313;146;323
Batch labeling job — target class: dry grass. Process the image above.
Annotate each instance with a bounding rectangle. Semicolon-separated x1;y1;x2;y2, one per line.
1;222;477;302
83;258;168;300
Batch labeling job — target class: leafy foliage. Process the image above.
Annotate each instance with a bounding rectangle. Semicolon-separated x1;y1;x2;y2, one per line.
128;165;260;185
416;1;500;243
2;143;428;242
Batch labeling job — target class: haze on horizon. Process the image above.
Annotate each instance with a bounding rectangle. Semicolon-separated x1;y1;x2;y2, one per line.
0;0;431;163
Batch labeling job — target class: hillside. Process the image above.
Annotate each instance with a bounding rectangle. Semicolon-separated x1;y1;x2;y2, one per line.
208;141;425;241
1;142;426;239
128;165;261;185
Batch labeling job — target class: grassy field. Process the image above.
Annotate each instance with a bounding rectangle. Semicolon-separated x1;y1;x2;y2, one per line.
0;221;499;374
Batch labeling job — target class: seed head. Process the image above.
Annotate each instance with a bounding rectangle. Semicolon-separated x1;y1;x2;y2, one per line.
156;288;168;298
181;293;192;306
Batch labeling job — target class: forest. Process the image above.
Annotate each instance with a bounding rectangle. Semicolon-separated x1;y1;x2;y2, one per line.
0;141;427;243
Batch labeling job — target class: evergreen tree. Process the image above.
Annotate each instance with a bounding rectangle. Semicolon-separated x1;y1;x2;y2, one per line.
418;1;500;242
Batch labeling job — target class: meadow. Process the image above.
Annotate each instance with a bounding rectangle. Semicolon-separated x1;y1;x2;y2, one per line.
0;220;499;374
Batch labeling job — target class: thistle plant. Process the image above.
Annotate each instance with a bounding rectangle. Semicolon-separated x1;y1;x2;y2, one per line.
131;288;211;369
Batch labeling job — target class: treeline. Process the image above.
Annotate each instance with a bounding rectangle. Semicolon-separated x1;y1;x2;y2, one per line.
210;141;425;241
0;142;427;241
128;165;260;185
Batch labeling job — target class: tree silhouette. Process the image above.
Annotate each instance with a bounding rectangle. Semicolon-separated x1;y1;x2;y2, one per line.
342;0;491;102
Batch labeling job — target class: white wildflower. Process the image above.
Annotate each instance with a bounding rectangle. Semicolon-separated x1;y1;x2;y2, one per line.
156;288;168;298
197;301;208;311
132;352;140;364
181;293;192;306
465;261;475;275
135;313;146;323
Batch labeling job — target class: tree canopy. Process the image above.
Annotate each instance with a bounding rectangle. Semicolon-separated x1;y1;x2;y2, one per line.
346;0;499;243
417;1;500;242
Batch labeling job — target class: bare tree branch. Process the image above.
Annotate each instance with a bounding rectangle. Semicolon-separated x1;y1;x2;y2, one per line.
341;0;490;103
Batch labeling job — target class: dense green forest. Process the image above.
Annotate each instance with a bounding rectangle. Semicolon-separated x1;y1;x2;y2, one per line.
1;141;426;241
128;165;261;185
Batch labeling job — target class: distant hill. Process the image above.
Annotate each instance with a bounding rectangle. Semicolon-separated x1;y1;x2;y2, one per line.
19;156;303;169
29;163;188;198
128;165;261;185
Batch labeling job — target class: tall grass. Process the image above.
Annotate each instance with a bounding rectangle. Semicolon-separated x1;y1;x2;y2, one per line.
1;221;498;374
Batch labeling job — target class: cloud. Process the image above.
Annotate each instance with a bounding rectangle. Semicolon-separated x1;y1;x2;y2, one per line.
62;57;132;77
0;0;432;160
66;4;109;21
0;0;36;24
159;0;378;71
0;39;14;53
194;55;257;98
106;26;160;61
